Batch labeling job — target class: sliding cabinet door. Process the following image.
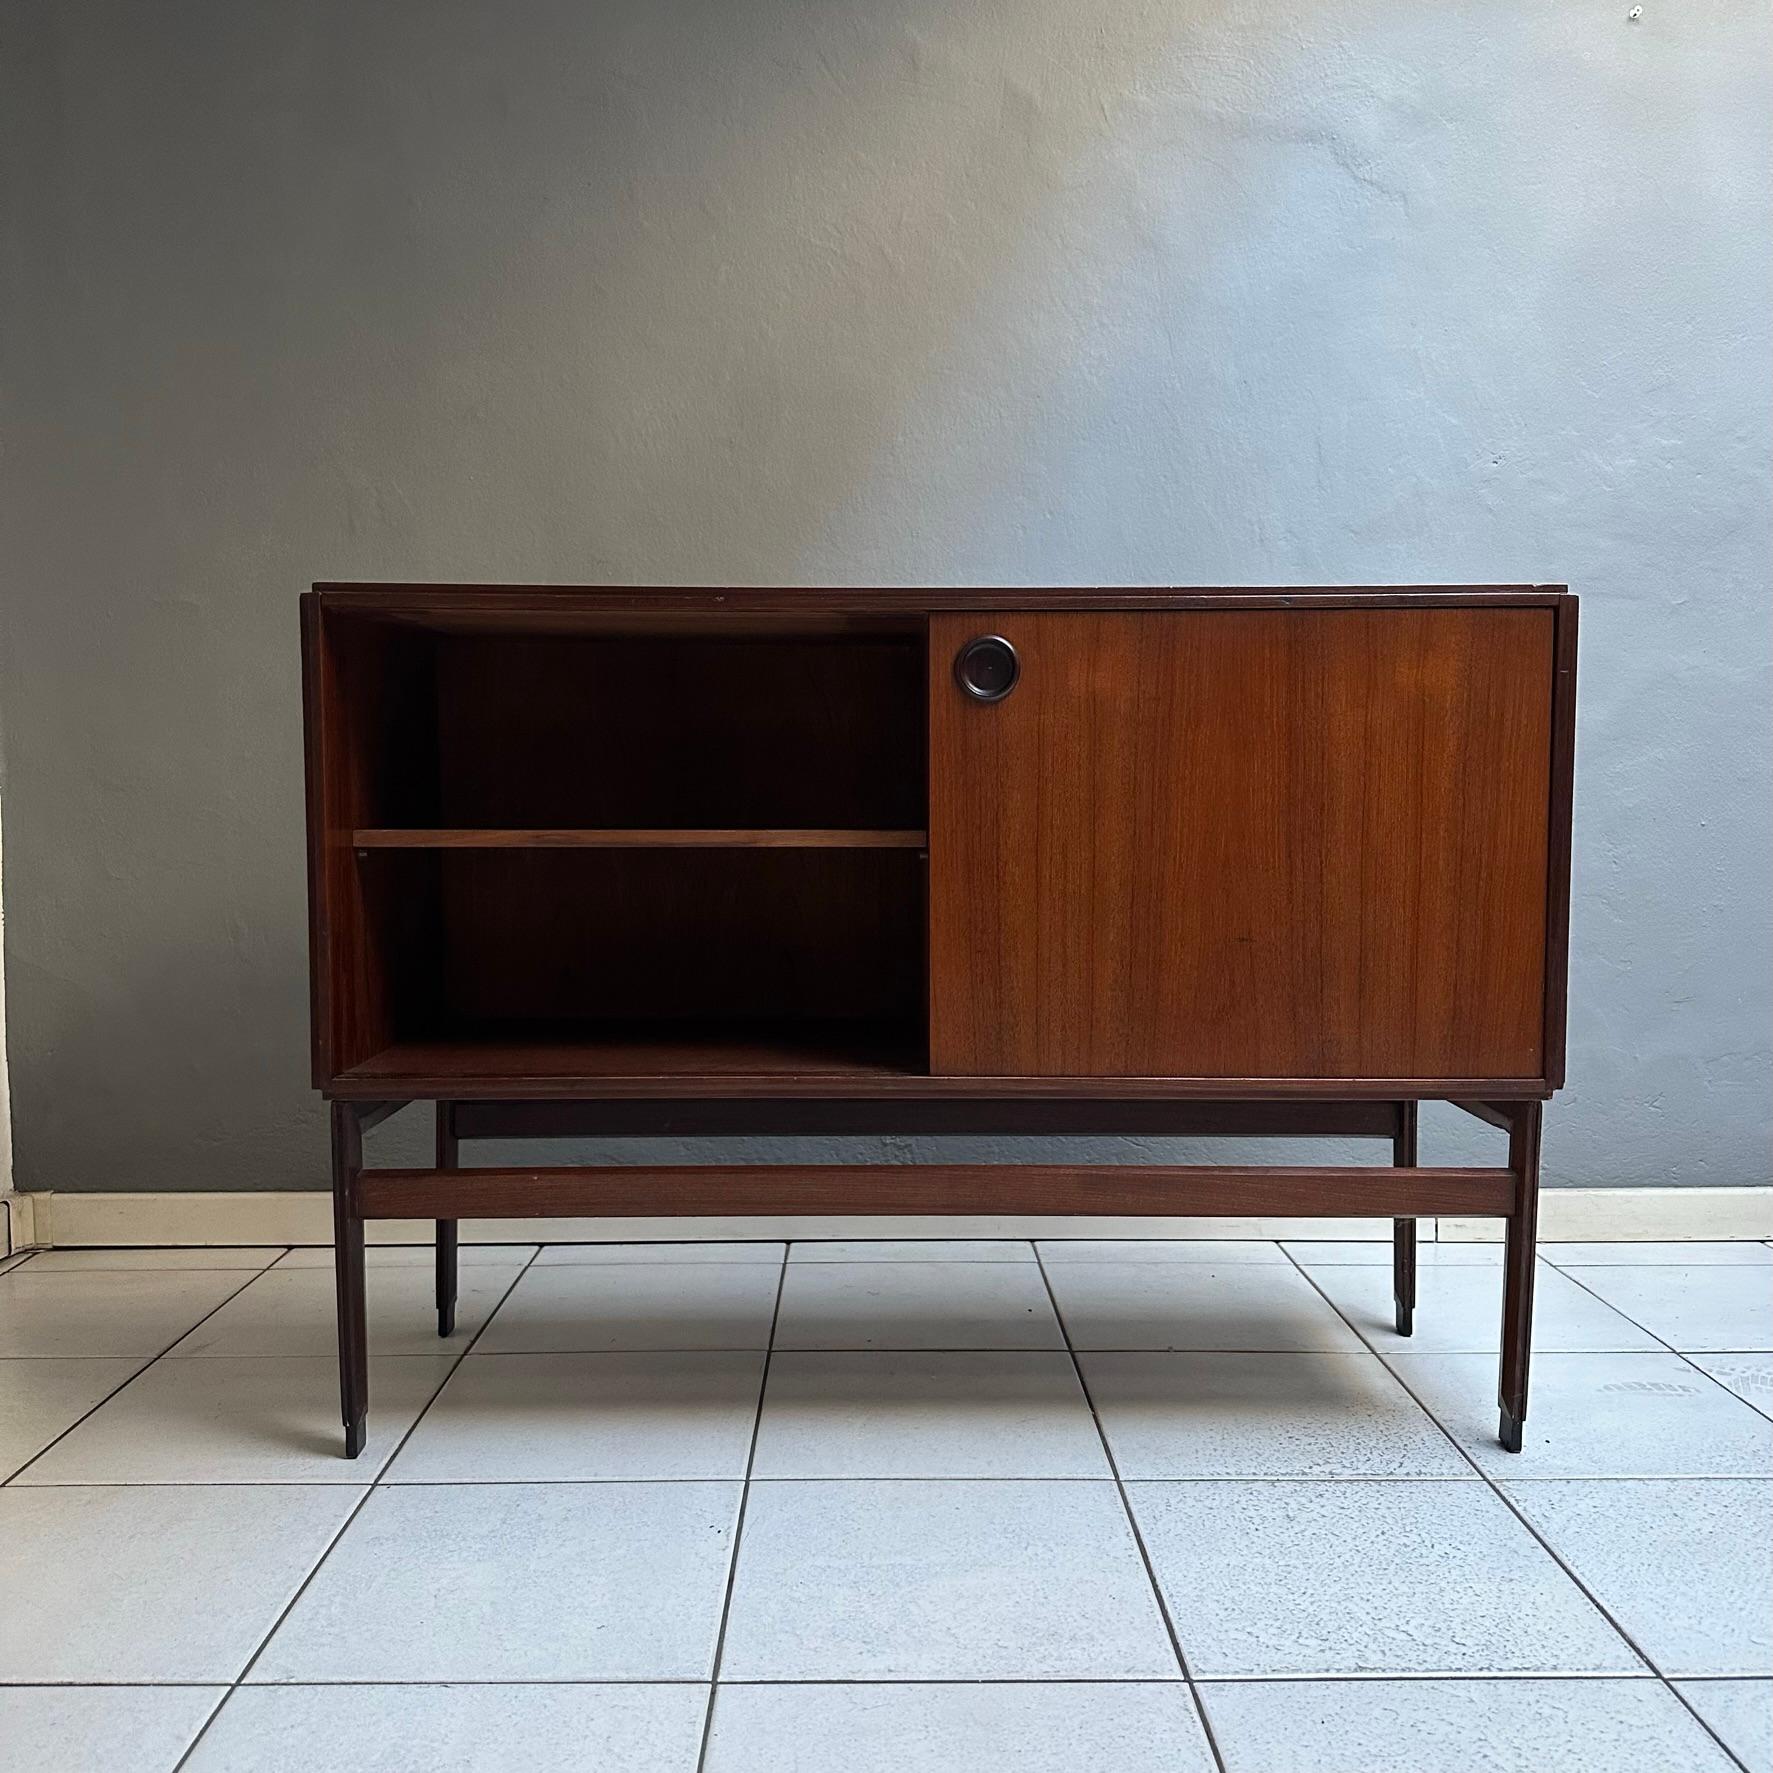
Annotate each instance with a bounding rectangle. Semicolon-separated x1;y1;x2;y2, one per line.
927;608;1554;1081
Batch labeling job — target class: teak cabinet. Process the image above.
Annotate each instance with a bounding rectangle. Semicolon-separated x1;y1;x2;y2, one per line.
304;584;1577;1457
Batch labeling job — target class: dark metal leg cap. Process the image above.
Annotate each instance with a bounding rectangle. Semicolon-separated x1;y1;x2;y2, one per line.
437;1304;456;1338
1498;1407;1523;1454
344;1416;367;1459
1394;1303;1414;1337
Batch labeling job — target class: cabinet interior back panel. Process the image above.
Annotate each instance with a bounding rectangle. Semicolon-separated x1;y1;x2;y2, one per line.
433;632;924;830
927;608;1555;1080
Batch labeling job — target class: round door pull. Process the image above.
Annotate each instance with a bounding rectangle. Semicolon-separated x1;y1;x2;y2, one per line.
955;635;1020;702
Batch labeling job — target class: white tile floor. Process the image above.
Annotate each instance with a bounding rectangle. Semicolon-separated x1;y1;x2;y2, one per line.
0;1237;1768;1771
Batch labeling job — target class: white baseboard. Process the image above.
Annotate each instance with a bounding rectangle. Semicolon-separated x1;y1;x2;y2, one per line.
2;1190;36;1255
17;1186;1771;1249
1439;1186;1772;1243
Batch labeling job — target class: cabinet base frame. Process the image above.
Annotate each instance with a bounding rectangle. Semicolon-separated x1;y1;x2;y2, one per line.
327;1096;1542;1458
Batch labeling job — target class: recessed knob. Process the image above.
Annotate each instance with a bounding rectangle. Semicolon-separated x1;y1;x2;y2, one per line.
955;635;1020;702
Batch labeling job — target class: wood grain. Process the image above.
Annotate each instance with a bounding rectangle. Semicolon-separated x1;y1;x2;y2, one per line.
303;597;441;1080
333;1043;1548;1102
449;1098;1406;1139
355;1162;1516;1220
1540;595;1579;1090
307;587;1572;1099
351;827;926;849
339;1019;922;1089
433;631;923;829
437;849;922;1024
314;582;1568;630
928;608;1556;1080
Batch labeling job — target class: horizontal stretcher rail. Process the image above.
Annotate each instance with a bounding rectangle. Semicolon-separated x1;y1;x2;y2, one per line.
354;1163;1516;1220
447;1099;1406;1140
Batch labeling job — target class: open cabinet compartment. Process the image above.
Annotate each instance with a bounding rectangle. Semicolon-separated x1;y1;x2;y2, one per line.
307;604;929;1087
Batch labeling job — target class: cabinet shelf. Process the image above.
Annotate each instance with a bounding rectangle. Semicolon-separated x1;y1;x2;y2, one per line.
311;611;929;1092
338;1018;926;1091
351;828;927;850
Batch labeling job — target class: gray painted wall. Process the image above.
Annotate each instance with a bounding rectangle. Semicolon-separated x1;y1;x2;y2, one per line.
1;0;1767;1194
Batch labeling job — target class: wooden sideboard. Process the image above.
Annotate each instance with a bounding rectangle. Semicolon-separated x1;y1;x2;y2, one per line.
303;584;1577;1457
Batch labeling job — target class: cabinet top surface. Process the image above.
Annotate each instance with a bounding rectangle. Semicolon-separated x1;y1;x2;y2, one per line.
311;583;1570;621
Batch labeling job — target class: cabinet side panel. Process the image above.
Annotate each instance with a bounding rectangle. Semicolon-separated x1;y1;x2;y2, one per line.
928;608;1554;1080
1540;594;1579;1090
301;594;331;1085
306;606;440;1081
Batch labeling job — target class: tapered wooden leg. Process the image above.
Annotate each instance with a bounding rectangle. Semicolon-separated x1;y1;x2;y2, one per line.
330;1102;369;1459
435;1103;459;1338
1392;1102;1419;1337
1498;1101;1543;1453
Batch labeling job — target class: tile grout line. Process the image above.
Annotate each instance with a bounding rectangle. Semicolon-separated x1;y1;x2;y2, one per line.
0;1246;291;1758
459;1340;1433;1355
13;1470;1767;1491
1031;1240;1231;1773
169;1241;545;1773
1276;1242;1757;1773
13;1239;1763;1759
1546;1262;1773;1424
1301;1246;1773;1395
1541;1255;1773;1767
692;1249;790;1773
1;1255;291;1486
0;1670;1705;1691
1542;1255;1773;1272
1297;1245;1772;1424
